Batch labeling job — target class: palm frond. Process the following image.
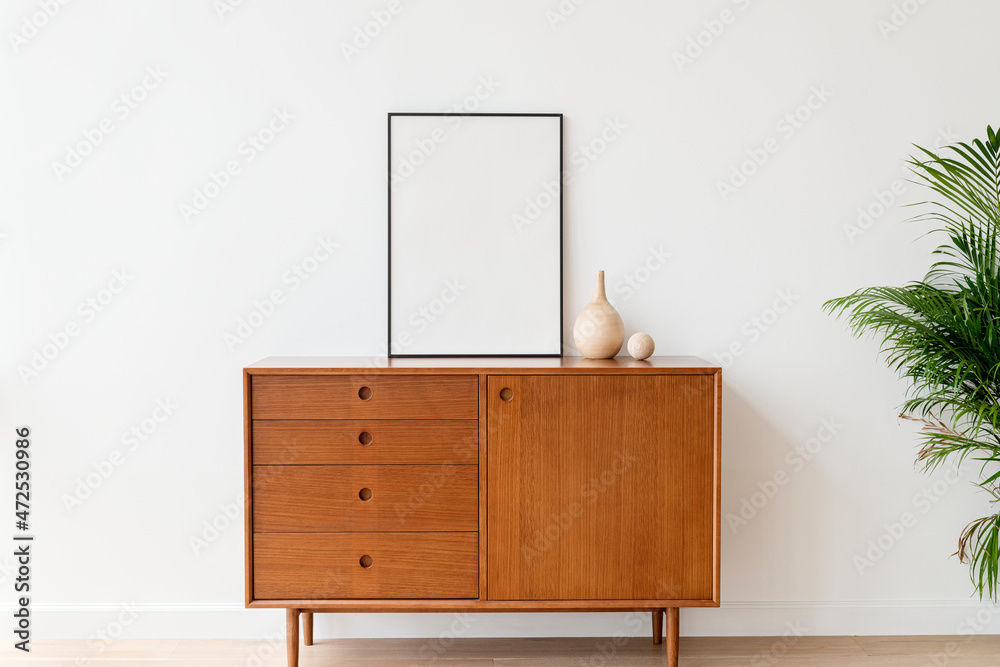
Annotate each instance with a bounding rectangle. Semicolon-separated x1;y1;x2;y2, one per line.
824;125;1000;600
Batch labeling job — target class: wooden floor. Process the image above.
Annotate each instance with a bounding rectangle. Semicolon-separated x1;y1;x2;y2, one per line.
3;636;1000;665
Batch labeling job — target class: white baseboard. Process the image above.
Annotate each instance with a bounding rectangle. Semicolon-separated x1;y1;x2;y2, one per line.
14;600;1000;639
684;600;1000;636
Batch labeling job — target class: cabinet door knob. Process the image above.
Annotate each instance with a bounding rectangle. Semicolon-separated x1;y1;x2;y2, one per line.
358;386;373;401
359;555;373;569
359;431;373;446
499;387;513;402
359;487;373;501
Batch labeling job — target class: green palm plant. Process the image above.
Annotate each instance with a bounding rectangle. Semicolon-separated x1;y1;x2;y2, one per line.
824;125;1000;600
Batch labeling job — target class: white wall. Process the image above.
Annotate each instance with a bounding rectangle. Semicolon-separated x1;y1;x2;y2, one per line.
4;0;1000;642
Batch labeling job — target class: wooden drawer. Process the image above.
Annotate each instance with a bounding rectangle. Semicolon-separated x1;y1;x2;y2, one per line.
253;465;478;532
251;375;478;420
253;532;478;599
252;420;478;465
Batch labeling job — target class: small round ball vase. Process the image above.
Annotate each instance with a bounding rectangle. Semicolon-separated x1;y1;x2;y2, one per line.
627;332;655;361
573;270;624;359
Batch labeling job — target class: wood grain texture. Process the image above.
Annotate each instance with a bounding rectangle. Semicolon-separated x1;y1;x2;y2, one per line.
243;370;253;608
248;598;720;611
251;375;478;420
251;419;478;465
253;464;478;532
285;608;298;667
853;635;1000;656
246;356;719;373
711;370;722;604
302;611;312;646
487;374;716;601
627;333;655;361
254;533;478;599
478;373;489;601
666;607;679;667
243;358;721;627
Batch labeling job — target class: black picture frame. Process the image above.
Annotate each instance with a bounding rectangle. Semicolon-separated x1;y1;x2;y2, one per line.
387;112;564;358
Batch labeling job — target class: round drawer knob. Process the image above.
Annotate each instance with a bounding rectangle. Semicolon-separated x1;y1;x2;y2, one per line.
359;487;373;501
358;386;373;401
359;555;373;569
499;387;513;402
359;431;373;446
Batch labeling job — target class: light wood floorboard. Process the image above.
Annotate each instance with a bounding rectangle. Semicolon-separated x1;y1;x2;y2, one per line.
1;636;998;665
853;634;1000;656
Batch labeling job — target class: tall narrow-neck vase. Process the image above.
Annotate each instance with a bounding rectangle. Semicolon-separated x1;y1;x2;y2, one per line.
573;270;624;359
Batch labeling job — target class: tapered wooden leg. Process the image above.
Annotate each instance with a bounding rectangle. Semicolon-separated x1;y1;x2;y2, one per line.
286;608;299;667
652;609;663;644
302;612;313;646
665;607;679;667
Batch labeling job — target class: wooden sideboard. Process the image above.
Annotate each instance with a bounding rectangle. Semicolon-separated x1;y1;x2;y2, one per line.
244;356;722;667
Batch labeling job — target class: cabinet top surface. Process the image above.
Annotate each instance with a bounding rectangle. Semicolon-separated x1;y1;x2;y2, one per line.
245;356;720;374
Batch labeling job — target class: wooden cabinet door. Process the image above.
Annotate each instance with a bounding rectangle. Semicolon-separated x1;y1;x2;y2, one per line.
487;374;717;601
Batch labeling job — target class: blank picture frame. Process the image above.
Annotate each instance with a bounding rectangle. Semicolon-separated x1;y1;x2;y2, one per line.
387;113;563;357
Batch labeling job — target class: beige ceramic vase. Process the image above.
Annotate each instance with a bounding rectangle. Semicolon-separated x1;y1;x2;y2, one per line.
573;270;624;359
